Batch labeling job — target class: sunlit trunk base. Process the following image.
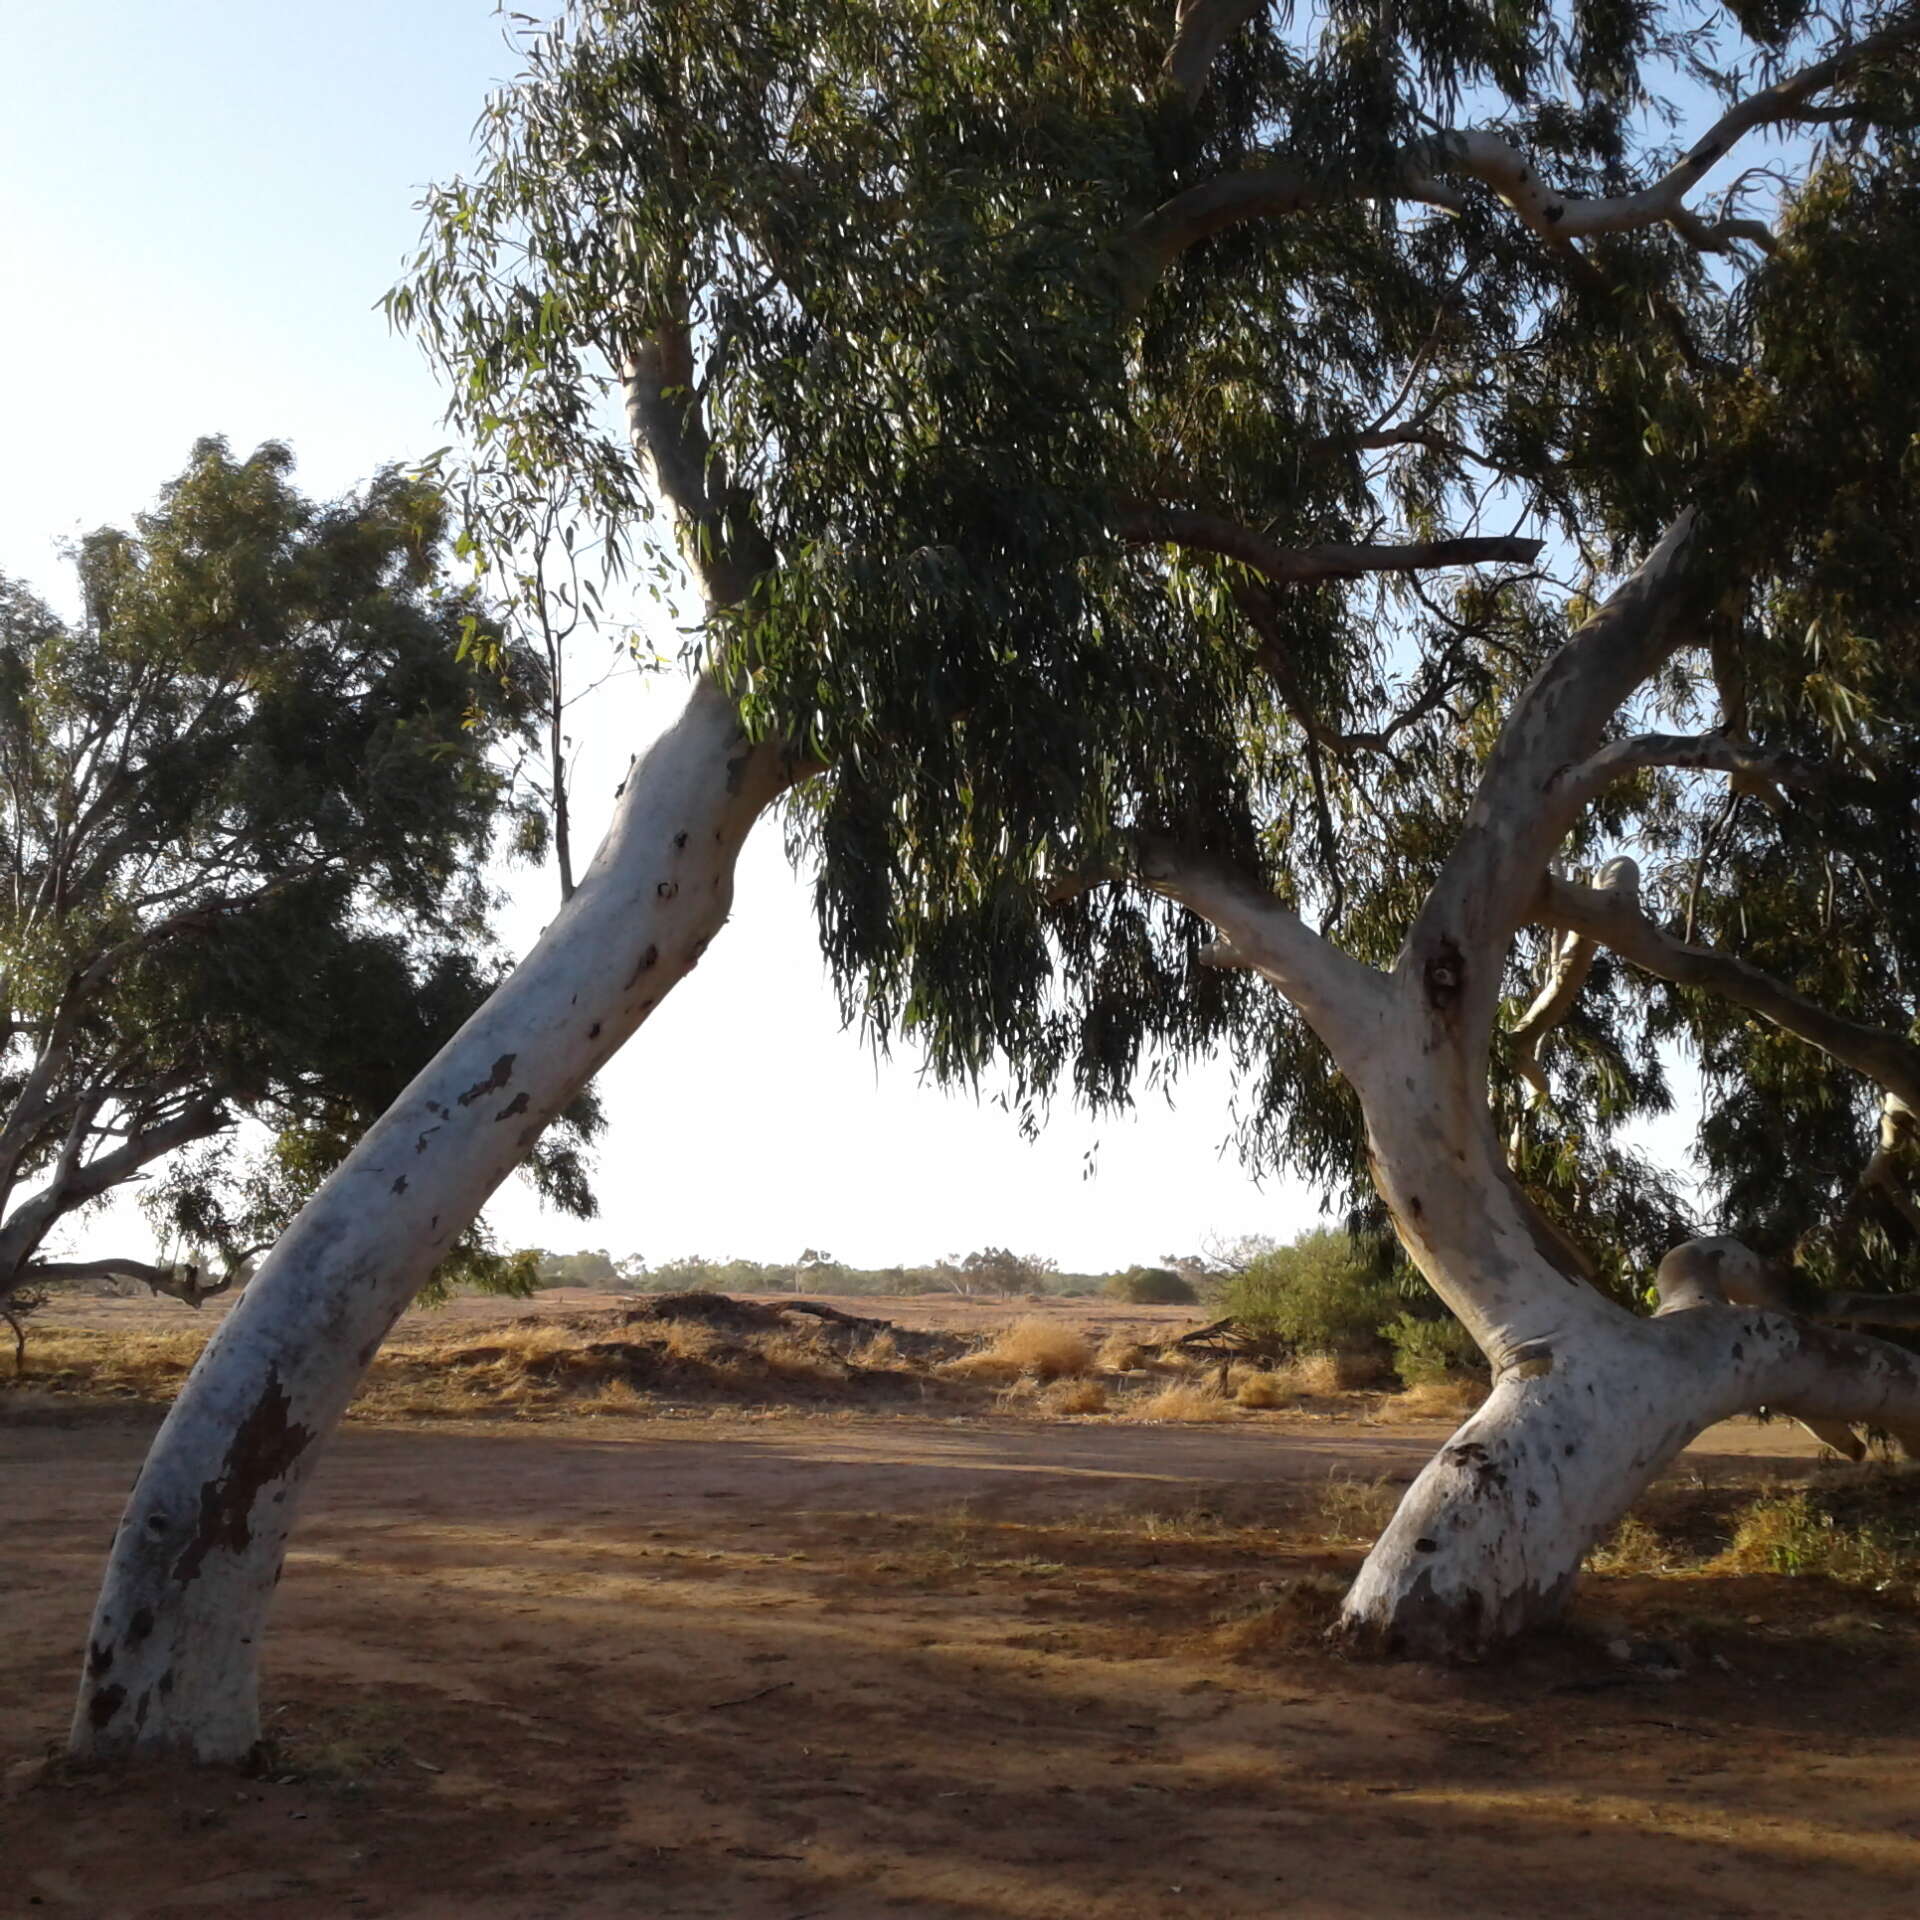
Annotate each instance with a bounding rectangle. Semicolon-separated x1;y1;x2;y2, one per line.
1338;1297;1920;1656
1338;1323;1708;1655
72;680;797;1762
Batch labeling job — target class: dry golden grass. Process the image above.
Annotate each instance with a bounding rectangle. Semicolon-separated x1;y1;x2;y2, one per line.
11;1325;207;1397
573;1378;649;1419
1587;1511;1672;1576
945;1316;1094;1385
1376;1377;1483;1423
1314;1473;1403;1542
851;1330;901;1369
1094;1333;1154;1372
655;1318;722;1364
1038;1377;1109;1416
1287;1352;1346;1396
1233;1368;1298;1410
1122;1380;1234;1423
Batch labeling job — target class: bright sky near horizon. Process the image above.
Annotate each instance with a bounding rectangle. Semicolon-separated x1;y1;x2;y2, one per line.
0;0;1345;1273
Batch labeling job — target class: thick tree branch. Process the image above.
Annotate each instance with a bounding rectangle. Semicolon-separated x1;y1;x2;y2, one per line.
1164;0;1263;104
1407;512;1702;1025
20;1253;253;1309
1508;857;1641;1102
1538;865;1920;1111
1131;838;1389;1066
1115;503;1541;585
1129;9;1920;290
620;314;771;609
0;1099;230;1285
1554;730;1823;815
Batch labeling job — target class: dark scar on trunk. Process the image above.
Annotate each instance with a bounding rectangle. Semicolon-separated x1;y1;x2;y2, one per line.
88;1683;128;1729
455;1053;517;1107
494;1091;531;1121
625;943;661;989
1423;937;1464;1012
171;1368;314;1584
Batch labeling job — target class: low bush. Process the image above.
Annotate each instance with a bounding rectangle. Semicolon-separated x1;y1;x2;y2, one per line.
1223;1230;1401;1358
1103;1266;1197;1305
1383;1312;1485;1387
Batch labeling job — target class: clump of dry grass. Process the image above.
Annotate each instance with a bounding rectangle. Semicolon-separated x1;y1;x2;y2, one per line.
852;1330;901;1369
1122;1380;1234;1423
945;1316;1093;1384
1039;1376;1109;1416
1587;1511;1672;1575
1377;1377;1483;1423
1314;1473;1403;1542
1286;1352;1346;1396
8;1325;207;1399
1233;1369;1297;1410
1095;1333;1154;1373
1709;1482;1920;1589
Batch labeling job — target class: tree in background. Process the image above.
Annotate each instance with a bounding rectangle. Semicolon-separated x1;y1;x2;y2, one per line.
0;441;597;1346
1105;1265;1198;1305
75;2;1920;1757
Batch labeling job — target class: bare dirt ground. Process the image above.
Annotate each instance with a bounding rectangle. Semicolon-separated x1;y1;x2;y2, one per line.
5;1295;1920;1918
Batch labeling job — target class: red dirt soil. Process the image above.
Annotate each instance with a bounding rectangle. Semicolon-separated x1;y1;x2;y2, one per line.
5;1295;1919;1917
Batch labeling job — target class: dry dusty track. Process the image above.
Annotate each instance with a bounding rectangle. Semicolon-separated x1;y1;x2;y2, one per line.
6;1396;1920;1919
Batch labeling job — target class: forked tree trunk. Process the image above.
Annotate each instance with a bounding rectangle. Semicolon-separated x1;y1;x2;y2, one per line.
71;678;800;1761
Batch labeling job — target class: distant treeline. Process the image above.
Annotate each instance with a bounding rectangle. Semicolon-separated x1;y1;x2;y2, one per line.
520;1245;1206;1303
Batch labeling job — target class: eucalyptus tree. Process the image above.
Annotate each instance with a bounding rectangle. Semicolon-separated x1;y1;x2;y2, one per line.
0;441;594;1342
74;1;1920;1758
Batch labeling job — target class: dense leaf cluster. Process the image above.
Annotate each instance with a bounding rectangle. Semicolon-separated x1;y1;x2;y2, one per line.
396;2;1920;1286
0;442;598;1305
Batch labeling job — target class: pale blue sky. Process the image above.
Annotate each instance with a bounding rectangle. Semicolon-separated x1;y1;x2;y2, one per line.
2;1;1323;1271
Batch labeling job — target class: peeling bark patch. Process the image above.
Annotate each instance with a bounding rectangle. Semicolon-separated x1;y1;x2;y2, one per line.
1506;1346;1554;1380
171;1369;313;1584
625;944;661;988
414;1125;441;1154
88;1639;114;1677
391;1176;408;1196
455;1054;517;1108
673;830;689;850
588;1022;602;1040
494;1091;531;1122
127;1607;154;1645
88;1683;127;1730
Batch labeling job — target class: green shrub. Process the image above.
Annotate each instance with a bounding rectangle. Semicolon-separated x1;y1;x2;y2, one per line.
1383;1312;1485;1386
1104;1266;1198;1305
1223;1230;1400;1354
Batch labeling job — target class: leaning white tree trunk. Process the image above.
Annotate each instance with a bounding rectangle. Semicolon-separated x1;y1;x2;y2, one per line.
72;677;799;1761
1147;515;1920;1656
1341;1284;1920;1654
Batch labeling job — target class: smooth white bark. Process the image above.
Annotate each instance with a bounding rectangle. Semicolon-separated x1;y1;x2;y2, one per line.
71;677;798;1761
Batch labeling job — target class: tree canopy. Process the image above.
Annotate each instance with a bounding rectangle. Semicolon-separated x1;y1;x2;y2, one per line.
391;0;1920;1307
0;440;597;1319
